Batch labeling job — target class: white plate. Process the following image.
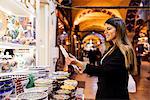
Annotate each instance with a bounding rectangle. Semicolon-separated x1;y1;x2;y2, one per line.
17;92;48;100
64;79;78;87
25;87;48;92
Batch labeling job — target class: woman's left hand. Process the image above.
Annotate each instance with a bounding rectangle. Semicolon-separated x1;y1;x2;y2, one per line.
65;56;76;66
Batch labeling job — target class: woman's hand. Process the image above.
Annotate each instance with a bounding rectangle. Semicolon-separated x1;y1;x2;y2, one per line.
65;56;87;73
65;56;76;66
65;56;78;72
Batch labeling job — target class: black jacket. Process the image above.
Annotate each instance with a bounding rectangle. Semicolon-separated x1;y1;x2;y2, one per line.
84;46;129;100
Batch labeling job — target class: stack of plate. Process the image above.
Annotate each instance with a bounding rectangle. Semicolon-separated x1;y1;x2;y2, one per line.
25;87;48;93
64;79;78;87
17;92;48;100
56;89;71;95
35;78;53;87
51;71;70;80
29;67;49;78
60;85;75;91
8;74;29;88
52;71;70;77
53;94;70;100
0;77;14;99
29;67;45;71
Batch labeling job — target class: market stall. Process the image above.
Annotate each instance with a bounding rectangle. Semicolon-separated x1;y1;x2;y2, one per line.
0;0;37;99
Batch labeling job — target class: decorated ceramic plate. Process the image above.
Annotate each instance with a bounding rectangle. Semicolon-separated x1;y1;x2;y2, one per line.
53;94;70;100
17;92;48;100
61;85;75;90
56;89;71;94
52;71;69;76
25;87;48;92
56;76;68;80
35;78;53;84
64;80;78;87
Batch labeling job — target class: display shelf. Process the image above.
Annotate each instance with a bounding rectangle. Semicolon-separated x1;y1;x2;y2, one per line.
0;68;39;77
0;42;35;49
0;55;12;59
0;0;35;17
0;68;48;80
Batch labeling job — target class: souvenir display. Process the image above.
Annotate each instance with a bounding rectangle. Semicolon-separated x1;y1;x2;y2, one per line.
0;15;36;45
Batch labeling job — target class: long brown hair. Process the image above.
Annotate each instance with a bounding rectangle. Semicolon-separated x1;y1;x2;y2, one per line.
105;17;137;75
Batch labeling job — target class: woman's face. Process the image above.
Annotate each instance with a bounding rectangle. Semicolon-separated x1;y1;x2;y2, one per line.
104;23;117;42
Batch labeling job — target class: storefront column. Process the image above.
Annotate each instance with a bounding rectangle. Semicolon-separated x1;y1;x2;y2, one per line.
36;1;58;71
49;1;59;71
36;1;49;66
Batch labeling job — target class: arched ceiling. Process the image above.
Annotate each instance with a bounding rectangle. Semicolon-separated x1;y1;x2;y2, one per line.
74;9;122;25
79;19;107;31
72;0;131;32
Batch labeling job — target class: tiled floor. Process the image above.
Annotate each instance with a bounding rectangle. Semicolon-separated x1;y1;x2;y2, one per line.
75;61;150;100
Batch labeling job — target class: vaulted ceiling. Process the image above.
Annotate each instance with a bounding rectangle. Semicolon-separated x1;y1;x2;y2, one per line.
56;0;143;45
71;0;131;32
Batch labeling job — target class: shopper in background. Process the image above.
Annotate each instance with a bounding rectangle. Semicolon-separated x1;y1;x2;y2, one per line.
135;44;143;75
65;17;137;100
95;47;102;66
88;48;96;65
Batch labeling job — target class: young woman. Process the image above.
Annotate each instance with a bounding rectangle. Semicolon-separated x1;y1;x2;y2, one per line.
65;17;137;99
